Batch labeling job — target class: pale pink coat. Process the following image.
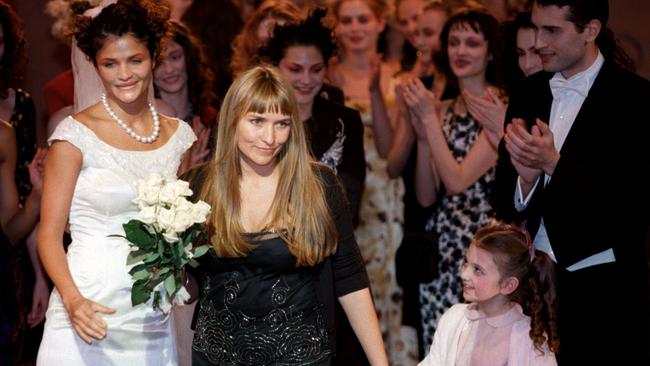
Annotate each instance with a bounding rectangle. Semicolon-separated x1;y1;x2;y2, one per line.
419;303;557;366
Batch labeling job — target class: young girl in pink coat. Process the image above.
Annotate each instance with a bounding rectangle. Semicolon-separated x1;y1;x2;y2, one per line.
419;222;559;366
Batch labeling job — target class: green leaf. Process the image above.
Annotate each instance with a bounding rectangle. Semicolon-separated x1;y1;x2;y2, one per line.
128;263;147;276
192;245;210;258
144;251;160;264
188;258;200;267
126;250;148;265
131;280;150;306
123;220;156;248
158;239;165;259
132;268;150;281
164;274;177;296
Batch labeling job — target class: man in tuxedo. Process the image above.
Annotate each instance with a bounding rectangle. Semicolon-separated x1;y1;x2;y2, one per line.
491;0;650;364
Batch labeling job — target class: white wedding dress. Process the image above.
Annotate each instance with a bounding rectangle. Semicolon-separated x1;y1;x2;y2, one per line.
37;116;196;365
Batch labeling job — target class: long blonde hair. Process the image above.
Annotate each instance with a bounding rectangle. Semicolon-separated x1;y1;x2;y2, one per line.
199;66;337;266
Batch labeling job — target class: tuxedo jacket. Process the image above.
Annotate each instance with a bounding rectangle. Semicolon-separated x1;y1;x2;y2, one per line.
491;60;650;274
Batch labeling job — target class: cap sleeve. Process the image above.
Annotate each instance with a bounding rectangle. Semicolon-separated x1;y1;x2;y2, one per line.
175;119;198;153
47;116;87;153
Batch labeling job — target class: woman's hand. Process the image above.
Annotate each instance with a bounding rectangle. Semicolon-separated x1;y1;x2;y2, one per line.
189;117;211;166
64;295;116;344
28;277;50;328
29;147;47;196
463;88;506;148
368;54;383;93
400;78;438;122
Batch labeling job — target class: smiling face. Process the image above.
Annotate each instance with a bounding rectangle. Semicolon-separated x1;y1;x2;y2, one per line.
335;0;385;53
414;8;447;63
460;243;511;306
154;39;188;95
531;3;595;78
237;110;291;171
396;0;423;46
96;34;153;105
516;27;543;76
278;46;326;113
447;24;490;81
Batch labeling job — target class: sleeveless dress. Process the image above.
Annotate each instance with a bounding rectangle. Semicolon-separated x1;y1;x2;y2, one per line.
37;116;196;365
346;85;419;365
419;102;496;353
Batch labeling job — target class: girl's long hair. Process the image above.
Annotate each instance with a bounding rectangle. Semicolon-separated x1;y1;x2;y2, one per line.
198;66;337;266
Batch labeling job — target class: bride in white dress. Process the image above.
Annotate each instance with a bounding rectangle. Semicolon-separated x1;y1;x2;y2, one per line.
36;1;195;364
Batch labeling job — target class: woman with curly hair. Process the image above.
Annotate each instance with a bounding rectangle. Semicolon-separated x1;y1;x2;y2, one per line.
229;0;301;77
36;1;196;364
154;20;218;167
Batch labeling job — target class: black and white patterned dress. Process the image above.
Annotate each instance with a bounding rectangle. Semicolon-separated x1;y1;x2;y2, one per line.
419;100;496;352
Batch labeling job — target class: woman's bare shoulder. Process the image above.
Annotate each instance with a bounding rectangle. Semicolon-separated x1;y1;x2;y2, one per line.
71;103;104;129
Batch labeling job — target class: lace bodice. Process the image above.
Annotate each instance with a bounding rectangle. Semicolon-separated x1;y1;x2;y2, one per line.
48;116;196;226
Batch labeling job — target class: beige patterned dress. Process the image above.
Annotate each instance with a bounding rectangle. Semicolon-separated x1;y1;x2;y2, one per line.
346;87;418;365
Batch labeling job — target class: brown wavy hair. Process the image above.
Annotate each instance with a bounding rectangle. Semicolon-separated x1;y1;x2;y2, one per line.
198;66;337;266
72;0;170;64
230;0;301;77
0;1;26;98
474;222;560;355
155;21;217;119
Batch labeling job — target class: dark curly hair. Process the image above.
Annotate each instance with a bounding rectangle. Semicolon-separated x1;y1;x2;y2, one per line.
474;222;560;355
0;1;26;98
229;0;301;77
438;6;504;90
72;0;170;64
155;21;217;118
260;8;335;66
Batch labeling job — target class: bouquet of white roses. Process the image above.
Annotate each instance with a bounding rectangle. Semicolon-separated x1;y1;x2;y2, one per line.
118;173;211;312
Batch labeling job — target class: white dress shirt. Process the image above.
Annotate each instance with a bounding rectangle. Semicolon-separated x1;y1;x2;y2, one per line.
514;52;615;271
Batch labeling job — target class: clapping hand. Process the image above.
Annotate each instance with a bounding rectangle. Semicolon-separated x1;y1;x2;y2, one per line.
400;78;439;122
504;118;560;176
190;117;211;165
369;54;383;93
463;87;506;149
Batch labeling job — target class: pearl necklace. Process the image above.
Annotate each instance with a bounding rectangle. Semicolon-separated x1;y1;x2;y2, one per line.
100;93;160;143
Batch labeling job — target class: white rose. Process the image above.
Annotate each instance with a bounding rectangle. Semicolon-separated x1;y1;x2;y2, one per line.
171;180;193;197
157;207;176;231
137;206;157;224
172;209;194;233
191;201;211;224
144;173;165;188
163;229;179;243
159;180;193;204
